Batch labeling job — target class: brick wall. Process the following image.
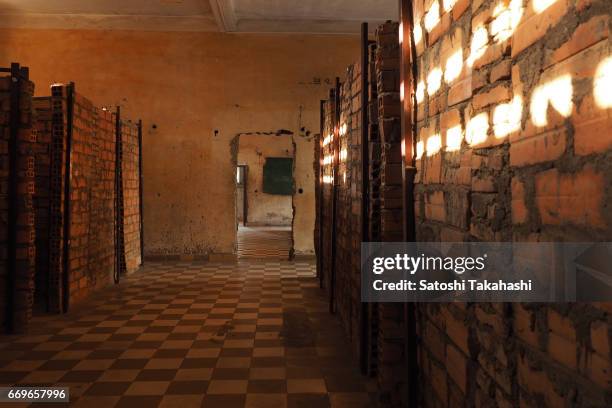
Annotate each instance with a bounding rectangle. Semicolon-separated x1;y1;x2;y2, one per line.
374;22;409;408
0;70;37;333
316;22;409;406
0;78;140;331
68;94;117;304
32;96;52;311
411;0;611;405
121;120;142;273
317;4;611;405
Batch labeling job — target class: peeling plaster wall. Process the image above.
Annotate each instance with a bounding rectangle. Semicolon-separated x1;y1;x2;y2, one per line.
0;29;359;256
237;134;294;226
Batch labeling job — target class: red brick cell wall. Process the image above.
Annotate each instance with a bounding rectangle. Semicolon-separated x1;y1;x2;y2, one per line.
2;74;141;330
316;23;408;405
0;73;37;333
68;95;116;305
411;0;611;405
121;121;142;273
374;22;409;408
42;86;140;310
47;86;69;314
32;97;52;311
318;61;369;358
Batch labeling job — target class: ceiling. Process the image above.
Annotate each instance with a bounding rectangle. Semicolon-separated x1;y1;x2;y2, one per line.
0;0;398;33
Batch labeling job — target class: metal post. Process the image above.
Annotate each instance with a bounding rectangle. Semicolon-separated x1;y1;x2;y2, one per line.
318;99;325;288
114;106;126;284
329;78;340;315
137;119;144;266
359;22;371;374
400;0;419;406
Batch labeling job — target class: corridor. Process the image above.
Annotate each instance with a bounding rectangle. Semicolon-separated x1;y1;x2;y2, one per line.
0;261;376;407
1;0;611;406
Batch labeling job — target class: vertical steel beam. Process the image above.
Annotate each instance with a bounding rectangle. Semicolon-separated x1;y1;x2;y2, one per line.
318;99;325;289
400;1;419;406
329;78;340;315
359;22;371;375
137;120;144;266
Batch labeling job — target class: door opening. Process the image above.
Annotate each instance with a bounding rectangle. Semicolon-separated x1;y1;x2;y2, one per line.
234;134;295;260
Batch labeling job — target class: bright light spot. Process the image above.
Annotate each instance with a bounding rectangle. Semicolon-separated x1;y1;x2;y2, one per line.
493;96;523;138
322;133;333;146
445;125;463;151
339;123;347;136
323;175;333;184
530;75;573;127
416;81;426;103
549;77;573;118
445;50;463;84
443;0;458;12
490;4;511;41
466;113;489;145
400;81;405;101
414;24;423;45
468;26;489;67
490;0;524;42
343;172;347;184
533;0;557;13
530;86;549;127
339;148;348;162
399;22;403;44
323;155;333;165
426;134;442;156
594;57;612;109
424;1;440;32
416;141;425;159
427;68;443;95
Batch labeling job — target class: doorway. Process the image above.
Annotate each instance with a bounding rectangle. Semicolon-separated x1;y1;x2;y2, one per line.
236;164;248;225
235;134;295;260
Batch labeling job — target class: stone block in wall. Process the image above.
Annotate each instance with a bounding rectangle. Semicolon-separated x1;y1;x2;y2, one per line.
511;0;570;58
534;165;605;228
445;189;470;229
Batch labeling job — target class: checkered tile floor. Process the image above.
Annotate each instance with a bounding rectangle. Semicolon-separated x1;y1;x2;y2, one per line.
237;226;292;260
0;261;377;407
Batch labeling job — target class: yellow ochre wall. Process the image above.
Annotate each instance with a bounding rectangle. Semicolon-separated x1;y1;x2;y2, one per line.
0;29;360;256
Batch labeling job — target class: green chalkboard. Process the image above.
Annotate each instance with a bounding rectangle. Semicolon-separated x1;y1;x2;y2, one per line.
263;157;294;195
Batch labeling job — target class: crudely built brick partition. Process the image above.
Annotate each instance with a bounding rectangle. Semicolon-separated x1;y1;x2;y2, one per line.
0;72;37;333
317;65;365;358
316;22;408;406
121;120;142;273
374;22;410;408
35;85;142;312
69;94;117;304
411;0;611;406
32;96;52;311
